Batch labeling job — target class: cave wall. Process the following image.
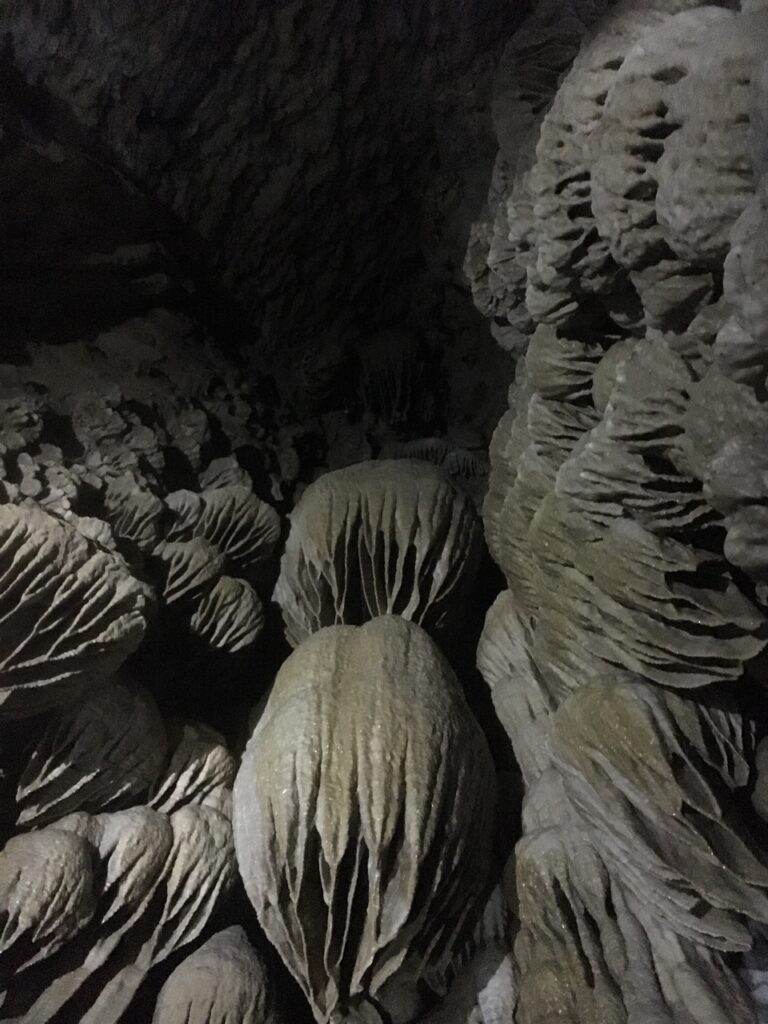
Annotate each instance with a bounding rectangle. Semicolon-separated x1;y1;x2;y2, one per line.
1;0;526;359
469;1;768;1021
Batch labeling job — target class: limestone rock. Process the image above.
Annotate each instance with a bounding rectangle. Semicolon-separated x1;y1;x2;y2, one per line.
483;405;526;576
531;496;765;696
0;804;235;1023
153;926;283;1024
591;7;734;330
477;590;553;785
525;326;604;403
149;720;237;816
152;537;226;605
514;770;756;1024
591;338;639;414
467;4;768;1023
233;617;496;1023
524;4;667;329
655;11;767;265
182;486;281;580
419;887;515;1024
104;472;165;552
0;828;96;970
552;678;767;949
199;455;252;491
1;0;512;355
274;461;482;647
15;678;166;826
715;175;768;392
678;370;768;481
189;574;265;654
358;330;426;429
380;437;489;509
557;421;714;535
706;434;768;580
165;489;205;541
0;503;150;717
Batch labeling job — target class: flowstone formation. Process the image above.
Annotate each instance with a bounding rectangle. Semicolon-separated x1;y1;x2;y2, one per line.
0;285;506;1023
274;461;483;646
2;0;767;1022
0;449;505;1021
470;0;768;1021
234;617;496;1023
0;94;508;1008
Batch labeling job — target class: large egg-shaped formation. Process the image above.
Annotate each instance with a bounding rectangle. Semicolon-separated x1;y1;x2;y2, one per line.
233;616;496;1023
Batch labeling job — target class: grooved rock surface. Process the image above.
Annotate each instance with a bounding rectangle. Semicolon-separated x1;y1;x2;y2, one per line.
233;617;496;1023
15;679;167;827
471;2;768;1022
0;504;150;717
153;926;283;1024
0;803;236;1023
275;460;482;647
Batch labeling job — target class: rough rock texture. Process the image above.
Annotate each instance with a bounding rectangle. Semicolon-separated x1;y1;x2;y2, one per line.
468;0;753;346
15;678;167;826
0;2;515;1021
233;617;496;1024
419;887;516;1024
274;460;482;647
0;504;150;717
0;803;235;1023
0;0;524;362
4;0;768;1021
470;2;768;1021
0;46;512;539
0;307;291;725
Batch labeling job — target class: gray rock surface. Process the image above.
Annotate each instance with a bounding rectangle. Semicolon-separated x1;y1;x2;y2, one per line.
233;617;496;1023
471;2;768;1021
0;0;521;358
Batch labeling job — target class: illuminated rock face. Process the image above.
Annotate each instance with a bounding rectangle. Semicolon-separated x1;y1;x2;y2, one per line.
0;0;516;356
233;616;496;1024
274;460;483;647
469;2;768;1021
152;927;284;1024
0;503;150;717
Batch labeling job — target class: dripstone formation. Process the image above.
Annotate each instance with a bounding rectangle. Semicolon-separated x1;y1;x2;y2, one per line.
0;1;767;1022
469;0;768;1021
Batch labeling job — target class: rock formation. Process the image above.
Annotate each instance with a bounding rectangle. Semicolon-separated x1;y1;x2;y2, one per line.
470;1;768;1021
0;0;767;1020
152;926;284;1024
233;616;496;1023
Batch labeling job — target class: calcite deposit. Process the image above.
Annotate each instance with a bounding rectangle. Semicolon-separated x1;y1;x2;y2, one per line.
470;1;768;1021
1;0;767;1021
